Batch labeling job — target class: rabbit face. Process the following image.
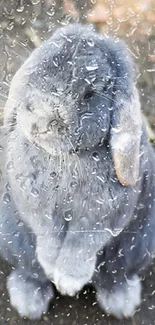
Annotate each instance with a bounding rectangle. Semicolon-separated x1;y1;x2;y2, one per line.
14;30;115;155
5;24;142;186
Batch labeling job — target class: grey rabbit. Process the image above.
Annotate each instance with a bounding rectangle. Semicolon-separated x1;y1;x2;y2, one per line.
1;23;155;319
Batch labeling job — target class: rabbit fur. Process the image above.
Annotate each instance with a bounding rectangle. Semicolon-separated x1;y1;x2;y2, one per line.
1;23;155;319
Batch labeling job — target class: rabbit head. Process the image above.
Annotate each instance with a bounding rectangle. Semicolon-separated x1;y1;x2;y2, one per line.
5;24;142;187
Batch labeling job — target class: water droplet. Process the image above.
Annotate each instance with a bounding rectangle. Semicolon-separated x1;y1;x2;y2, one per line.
3;193;11;204
118;248;124;257
53;57;58;67
64;209;73;221
90;0;96;5
16;5;24;12
96;261;106;272
20;182;26;191
112;270;117;274
31;188;39;198
66;192;73;203
109;195;118;202
7;22;14;31
96;199;104;205
6;161;14;171
17;221;24;227
31;0;40;4
97;249;103;256
70;181;77;188
92;152;100;161
28;172;37;182
112;126;122;133
84;78;91;85
41;183;48;191
30;156;37;166
50;171;56;179
81;112;94;121
0;145;4;152
16;174;23;182
104;227;123;237
137;203;145;210
86;65;98;71
33;273;39;279
107;106;114;111
5;182;11;191
52;185;59;192
87;39;95;47
47;8;55;17
45;213;52;220
124;274;140;286
96;175;105;183
74;125;81;136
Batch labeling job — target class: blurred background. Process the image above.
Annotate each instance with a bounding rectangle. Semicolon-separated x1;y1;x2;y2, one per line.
0;1;155;325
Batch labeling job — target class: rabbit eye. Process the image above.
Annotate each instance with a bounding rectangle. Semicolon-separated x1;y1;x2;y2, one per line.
103;85;108;92
84;90;94;100
103;80;113;92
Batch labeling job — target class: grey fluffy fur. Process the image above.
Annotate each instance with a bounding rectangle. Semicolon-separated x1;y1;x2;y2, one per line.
1;24;155;319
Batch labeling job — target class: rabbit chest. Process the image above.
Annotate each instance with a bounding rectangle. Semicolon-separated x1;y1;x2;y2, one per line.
6;130;137;233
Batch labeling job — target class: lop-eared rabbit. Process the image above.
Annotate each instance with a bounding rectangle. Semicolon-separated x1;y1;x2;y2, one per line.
1;24;155;319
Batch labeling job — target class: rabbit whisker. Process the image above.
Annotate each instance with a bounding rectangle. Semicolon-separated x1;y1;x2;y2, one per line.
0;93;21;106
0;81;10;86
17;140;35;168
0;123;16;130
0;132;12;144
68;137;84;180
94;91;117;103
0;93;9;101
32;230;137;234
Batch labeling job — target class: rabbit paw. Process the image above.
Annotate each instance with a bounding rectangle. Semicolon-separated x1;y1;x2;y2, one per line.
96;275;142;319
7;271;54;319
53;269;89;296
53;255;96;296
36;254;55;281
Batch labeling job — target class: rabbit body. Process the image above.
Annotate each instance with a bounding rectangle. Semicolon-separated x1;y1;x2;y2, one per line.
1;24;155;319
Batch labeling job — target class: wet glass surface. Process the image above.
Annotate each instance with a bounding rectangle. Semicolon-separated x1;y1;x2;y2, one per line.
0;1;155;324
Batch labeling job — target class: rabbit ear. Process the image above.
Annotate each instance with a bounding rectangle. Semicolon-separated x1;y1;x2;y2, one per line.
110;86;142;187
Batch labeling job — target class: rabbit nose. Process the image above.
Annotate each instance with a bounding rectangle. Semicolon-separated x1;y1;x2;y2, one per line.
48;109;68;132
47;120;58;131
47;117;68;133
